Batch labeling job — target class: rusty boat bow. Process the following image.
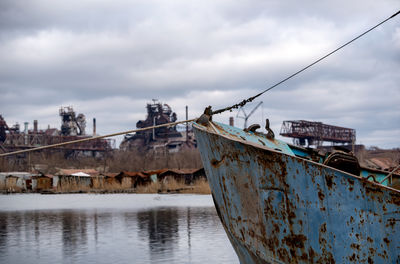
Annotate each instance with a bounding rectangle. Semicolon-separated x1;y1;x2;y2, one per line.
193;120;400;264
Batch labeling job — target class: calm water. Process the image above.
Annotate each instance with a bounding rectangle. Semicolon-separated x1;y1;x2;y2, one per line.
0;194;239;264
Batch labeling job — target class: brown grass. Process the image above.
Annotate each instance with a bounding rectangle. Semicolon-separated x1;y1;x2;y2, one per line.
0;178;210;194
102;181;132;191
69;177;135;192
190;178;211;194
91;177;105;189
358;147;400;160
2;182;23;192
50;175;210;194
135;181;161;193
57;178;91;192
135;178;211;194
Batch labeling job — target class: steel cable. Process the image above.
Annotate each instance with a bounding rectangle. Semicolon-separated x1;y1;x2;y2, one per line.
0;119;196;157
212;10;400;115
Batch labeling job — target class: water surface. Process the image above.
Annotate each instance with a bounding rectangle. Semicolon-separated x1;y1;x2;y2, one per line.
0;194;238;264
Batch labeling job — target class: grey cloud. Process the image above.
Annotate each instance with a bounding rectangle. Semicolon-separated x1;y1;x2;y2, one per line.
0;0;399;148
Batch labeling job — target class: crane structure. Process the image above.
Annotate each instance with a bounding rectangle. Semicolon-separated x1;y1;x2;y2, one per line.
236;101;263;129
280;120;356;147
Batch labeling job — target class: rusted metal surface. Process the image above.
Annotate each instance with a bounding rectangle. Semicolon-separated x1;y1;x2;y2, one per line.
0;114;9;143
112;168;206;185
193;121;400;264
57;169;99;177
120;101;197;152
323;150;361;176
280;120;356;146
3;133;114;152
0;112;115;156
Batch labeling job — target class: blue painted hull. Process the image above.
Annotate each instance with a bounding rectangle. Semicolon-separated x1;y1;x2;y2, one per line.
193;121;400;264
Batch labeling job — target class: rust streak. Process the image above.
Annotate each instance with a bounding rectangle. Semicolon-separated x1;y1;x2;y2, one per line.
211;155;226;168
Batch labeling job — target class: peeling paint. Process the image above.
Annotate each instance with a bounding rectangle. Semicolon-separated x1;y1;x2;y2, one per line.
194;121;400;264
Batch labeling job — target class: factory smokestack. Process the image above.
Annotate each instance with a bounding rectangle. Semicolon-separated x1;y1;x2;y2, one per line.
93;118;96;136
24;122;29;134
33;120;38;133
24;122;29;145
229;117;234;127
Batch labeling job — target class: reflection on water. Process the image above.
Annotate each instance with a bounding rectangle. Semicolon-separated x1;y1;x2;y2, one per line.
137;209;179;257
0;194;238;264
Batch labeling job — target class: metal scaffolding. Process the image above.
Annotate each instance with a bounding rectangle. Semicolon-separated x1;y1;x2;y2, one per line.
0;108;114;155
280;120;356;147
120;100;197;152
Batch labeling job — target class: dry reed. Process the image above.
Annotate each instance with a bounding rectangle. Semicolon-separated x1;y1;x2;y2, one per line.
190;178;211;194
57;178;91;192
135;178;211;194
136;181;161;193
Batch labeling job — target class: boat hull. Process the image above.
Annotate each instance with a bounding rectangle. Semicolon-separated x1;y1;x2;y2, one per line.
193;122;400;264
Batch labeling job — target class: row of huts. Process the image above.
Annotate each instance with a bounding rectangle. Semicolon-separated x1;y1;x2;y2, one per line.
0;168;206;192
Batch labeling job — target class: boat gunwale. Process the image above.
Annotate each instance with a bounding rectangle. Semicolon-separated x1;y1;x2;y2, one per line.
288;142;397;177
193;121;400;194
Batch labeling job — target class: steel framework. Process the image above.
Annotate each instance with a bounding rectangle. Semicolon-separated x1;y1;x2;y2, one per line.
3;133;115;152
280;120;356;146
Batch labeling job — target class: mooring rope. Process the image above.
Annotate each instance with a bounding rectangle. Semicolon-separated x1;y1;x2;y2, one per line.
211;10;400;115
379;164;400;184
0;119;196;157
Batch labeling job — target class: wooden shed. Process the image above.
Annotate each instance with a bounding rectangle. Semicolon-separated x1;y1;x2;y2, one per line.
32;175;52;191
1;172;36;191
55;169;99;189
159;168;206;184
114;171;152;188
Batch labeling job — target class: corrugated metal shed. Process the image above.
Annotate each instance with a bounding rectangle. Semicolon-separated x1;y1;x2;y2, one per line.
114;171;152;187
55;169;97;188
0;172;38;190
57;169;99;177
158;168;206;184
31;174;52;191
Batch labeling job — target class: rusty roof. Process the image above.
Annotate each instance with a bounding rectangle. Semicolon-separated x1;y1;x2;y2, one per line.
159;168;204;176
32;174;53;178
101;172;119;178
368;158;397;170
0;172;39;178
101;168;205;179
44;128;58;135
144;169;169;175
116;171;149;178
57;169;99;176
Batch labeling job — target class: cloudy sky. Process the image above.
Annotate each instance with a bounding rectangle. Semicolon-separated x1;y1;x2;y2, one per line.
0;0;399;148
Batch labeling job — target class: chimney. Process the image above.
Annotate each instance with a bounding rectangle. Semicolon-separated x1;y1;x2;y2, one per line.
24;122;29;145
229;117;234;127
33;120;38;133
24;122;29;134
93;118;96;136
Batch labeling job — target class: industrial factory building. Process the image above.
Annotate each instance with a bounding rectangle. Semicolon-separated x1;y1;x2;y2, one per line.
120;100;197;153
0;107;114;157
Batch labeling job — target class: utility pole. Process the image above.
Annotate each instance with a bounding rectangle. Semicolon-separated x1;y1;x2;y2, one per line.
186;106;189;142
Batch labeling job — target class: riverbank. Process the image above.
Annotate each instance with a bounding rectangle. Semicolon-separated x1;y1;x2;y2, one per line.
0;178;211;195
